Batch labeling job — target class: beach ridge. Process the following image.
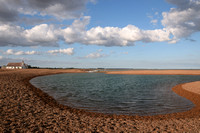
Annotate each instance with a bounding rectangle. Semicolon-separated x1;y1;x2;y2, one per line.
1;69;200;132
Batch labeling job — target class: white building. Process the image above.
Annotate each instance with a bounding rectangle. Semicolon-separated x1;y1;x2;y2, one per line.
6;61;28;69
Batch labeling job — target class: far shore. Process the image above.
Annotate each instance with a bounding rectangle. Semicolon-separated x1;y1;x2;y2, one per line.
1;69;200;132
105;69;200;75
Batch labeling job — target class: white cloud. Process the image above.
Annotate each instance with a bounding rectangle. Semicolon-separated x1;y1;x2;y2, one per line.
0;16;172;47
60;16;171;46
2;48;74;56
5;49;14;55
17;51;38;55
0;24;26;46
48;48;74;55
162;0;200;40
0;24;58;47
151;19;158;25
60;16;90;43
25;51;38;55
4;49;38;55
14;51;23;56
85;49;106;59
25;24;57;43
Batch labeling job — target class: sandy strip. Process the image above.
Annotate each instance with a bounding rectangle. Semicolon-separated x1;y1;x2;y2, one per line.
106;69;200;75
182;81;200;95
1;69;200;132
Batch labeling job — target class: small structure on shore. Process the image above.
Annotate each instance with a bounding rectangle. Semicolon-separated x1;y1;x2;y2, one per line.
6;61;28;69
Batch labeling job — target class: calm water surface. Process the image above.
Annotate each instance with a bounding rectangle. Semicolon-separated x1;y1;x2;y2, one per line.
30;73;200;116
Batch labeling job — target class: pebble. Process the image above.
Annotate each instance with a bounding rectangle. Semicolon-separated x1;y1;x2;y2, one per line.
1;69;200;132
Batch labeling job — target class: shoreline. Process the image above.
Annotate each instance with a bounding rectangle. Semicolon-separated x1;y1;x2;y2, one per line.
105;69;200;75
1;69;200;132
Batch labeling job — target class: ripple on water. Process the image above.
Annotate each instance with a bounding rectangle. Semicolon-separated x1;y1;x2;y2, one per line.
30;73;200;116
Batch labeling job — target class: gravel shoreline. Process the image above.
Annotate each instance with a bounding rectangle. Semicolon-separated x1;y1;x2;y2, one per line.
1;69;200;132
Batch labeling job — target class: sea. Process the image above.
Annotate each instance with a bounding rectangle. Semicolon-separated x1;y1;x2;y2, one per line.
30;73;200;116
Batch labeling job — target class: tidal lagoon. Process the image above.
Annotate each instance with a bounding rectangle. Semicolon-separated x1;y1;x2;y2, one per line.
30;73;200;115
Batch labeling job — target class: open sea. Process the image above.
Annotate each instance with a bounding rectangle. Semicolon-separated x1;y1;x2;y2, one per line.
30;73;200;116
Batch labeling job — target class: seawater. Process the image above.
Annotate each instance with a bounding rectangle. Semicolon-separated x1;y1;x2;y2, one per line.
30;73;200;116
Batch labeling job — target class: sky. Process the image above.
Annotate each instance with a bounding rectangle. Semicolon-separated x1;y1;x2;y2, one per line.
0;0;200;69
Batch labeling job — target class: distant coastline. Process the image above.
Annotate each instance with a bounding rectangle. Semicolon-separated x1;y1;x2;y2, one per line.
105;69;200;75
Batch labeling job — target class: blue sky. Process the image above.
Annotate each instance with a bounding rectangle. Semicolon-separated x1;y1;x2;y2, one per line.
0;0;200;69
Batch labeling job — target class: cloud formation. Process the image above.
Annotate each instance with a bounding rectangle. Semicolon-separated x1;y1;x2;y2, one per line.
1;48;74;56
0;2;18;22
151;19;158;25
0;24;58;47
85;49;106;59
0;16;171;47
61;0;200;45
162;0;200;42
0;0;93;22
25;24;57;44
3;49;38;55
0;0;199;47
61;16;171;46
48;48;74;55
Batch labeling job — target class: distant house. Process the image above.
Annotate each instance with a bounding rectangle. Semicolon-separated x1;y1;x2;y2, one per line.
6;61;28;69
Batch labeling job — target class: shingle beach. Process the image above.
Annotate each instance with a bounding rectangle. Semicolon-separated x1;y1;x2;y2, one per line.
1;69;200;132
